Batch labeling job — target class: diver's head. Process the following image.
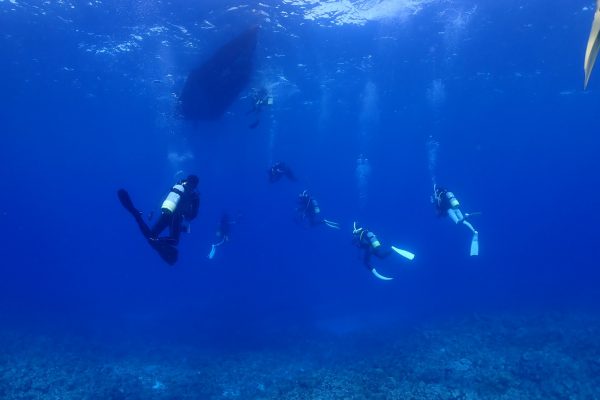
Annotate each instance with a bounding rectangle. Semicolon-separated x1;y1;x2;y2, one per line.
184;174;199;189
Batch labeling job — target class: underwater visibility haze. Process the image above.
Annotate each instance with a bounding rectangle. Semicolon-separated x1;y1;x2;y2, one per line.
1;0;600;398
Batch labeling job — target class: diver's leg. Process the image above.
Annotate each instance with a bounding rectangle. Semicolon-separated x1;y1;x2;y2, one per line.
455;209;478;234
373;247;392;259
462;220;477;234
286;170;297;181
168;212;183;245
131;211;152;238
363;250;372;269
118;189;152;238
310;215;324;226
449;208;477;234
448;209;461;224
150;209;172;238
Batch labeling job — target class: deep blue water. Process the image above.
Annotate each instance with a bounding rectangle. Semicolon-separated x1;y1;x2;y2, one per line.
1;0;599;353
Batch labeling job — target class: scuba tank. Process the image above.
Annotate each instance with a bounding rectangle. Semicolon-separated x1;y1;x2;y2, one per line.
312;199;320;214
366;231;381;248
161;183;185;212
446;191;460;208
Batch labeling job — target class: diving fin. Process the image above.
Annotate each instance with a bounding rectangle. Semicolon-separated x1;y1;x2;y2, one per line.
585;1;600;89
118;189;177;265
148;239;178;265
208;244;217;259
208;238;227;259
371;268;393;281
391;246;415;260
117;189;138;215
470;233;479;256
117;189;152;238
324;219;341;229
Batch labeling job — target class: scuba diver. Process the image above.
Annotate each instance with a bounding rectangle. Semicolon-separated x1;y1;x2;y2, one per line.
268;161;297;183
117;175;200;265
296;190;340;229
352;222;415;281
432;184;480;256
208;213;237;259
247;87;272;129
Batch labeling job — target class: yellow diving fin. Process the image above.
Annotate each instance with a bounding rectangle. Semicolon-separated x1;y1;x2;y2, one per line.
584;0;600;89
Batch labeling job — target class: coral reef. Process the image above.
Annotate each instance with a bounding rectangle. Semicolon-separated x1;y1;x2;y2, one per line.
0;312;598;399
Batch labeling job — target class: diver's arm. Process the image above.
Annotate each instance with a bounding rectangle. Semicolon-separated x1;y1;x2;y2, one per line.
435;204;444;217
186;193;200;220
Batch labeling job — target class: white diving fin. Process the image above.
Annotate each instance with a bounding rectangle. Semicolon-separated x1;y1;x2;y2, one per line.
208;245;217;259
470;233;479;256
391;246;415;260
371;268;393;281
208;238;227;259
324;219;341;229
585;0;600;89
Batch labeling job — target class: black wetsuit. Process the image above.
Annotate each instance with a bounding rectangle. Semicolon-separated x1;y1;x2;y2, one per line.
353;229;391;270
216;213;231;241
151;186;199;245
297;194;323;226
117;180;199;265
434;187;451;216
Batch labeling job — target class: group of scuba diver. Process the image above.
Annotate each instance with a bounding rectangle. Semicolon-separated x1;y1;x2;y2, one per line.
117;160;480;280
112;7;600;271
